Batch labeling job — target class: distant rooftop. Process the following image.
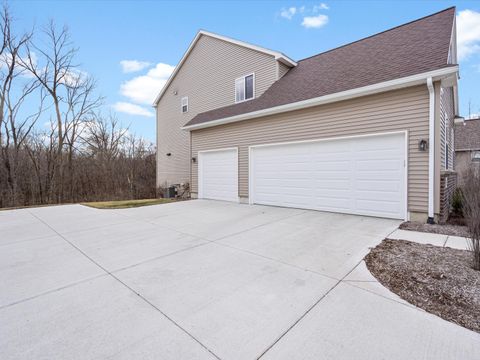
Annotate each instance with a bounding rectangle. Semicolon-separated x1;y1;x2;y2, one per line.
456;118;480;151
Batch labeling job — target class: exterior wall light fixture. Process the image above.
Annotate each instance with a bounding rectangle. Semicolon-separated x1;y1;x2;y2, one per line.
419;139;428;152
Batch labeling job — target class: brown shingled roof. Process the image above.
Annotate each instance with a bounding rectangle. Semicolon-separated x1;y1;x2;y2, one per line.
455;119;480;151
185;7;456;128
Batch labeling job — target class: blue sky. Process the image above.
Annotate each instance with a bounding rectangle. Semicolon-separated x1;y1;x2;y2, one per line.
11;0;480;142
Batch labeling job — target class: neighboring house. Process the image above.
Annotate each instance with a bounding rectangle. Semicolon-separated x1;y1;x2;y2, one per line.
155;7;459;223
455;118;480;186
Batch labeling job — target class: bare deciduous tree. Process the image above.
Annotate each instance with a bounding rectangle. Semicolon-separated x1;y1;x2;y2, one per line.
462;168;480;270
18;20;103;202
0;6;157;209
0;6;42;207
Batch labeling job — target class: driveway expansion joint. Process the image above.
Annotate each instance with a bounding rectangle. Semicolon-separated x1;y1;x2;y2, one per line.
6;204;476;359
255;226;399;359
26;209;223;360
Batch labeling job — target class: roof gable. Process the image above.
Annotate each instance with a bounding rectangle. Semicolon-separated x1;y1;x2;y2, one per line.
153;30;296;106
185;7;457;129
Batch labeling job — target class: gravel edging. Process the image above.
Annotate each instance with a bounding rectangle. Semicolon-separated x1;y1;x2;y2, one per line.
399;221;470;238
365;239;480;334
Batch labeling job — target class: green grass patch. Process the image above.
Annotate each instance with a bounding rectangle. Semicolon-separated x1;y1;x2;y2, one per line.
81;198;176;209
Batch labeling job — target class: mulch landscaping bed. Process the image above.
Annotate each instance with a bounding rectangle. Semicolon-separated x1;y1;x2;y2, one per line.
365;239;480;334
399;221;470;238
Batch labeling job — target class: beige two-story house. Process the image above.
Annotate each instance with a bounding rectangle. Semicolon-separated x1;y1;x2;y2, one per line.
155;7;459;223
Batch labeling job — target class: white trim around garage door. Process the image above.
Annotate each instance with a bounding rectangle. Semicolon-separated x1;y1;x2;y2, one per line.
248;130;409;220
198;147;240;202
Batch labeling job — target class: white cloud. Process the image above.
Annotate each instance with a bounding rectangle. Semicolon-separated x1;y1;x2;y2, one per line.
457;9;480;61
0;51;38;78
59;69;88;86
120;62;175;105
112;102;154;117
302;14;329;29
280;7;297;20
313;3;329;12
120;60;152;73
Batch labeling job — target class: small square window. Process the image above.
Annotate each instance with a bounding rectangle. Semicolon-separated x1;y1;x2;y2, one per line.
181;96;188;113
472;151;480;162
235;74;254;103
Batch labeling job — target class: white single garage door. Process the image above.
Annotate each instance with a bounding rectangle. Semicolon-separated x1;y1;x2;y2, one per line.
250;133;406;219
199;148;238;202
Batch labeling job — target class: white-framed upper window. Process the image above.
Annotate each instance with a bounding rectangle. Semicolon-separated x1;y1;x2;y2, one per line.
181;96;188;113
235;73;254;103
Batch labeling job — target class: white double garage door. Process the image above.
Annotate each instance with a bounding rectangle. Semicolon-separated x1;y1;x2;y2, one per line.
198;132;406;219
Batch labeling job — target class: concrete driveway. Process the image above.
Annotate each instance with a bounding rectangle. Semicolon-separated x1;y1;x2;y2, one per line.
1;200;479;359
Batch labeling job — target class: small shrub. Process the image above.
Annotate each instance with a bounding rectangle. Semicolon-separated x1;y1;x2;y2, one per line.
462;169;480;271
451;188;463;216
176;182;190;199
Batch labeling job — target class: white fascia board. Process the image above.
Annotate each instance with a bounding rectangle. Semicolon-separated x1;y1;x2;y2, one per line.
182;66;459;131
152;30;296;107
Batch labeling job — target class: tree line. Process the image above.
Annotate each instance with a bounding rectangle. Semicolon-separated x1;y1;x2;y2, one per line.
0;6;156;208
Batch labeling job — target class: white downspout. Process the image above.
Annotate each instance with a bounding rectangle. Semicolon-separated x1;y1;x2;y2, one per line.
427;77;435;224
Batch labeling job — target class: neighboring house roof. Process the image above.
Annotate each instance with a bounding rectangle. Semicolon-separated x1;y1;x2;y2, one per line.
455;118;480;151
184;7;457;129
152;30;297;106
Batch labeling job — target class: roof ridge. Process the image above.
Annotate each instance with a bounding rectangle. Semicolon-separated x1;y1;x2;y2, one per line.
298;6;456;63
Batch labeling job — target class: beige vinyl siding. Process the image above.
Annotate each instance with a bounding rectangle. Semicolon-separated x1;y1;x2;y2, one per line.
277;62;291;79
440;86;455;170
191;85;430;213
156;34;279;185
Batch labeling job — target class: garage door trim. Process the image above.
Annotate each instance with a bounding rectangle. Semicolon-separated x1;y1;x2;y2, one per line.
248;130;408;220
198;147;239;202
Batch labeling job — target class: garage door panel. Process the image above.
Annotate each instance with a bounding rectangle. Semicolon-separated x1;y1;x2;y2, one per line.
256;179;312;188
356;159;402;171
356;179;401;192
313;180;351;190
356;170;402;180
311;162;351;172
356;189;401;201
251;133;406;219
199;149;238;202
356;199;402;215
311;198;351;211
257;186;313;197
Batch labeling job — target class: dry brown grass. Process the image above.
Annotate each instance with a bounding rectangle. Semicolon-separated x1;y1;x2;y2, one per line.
81;198;176;209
